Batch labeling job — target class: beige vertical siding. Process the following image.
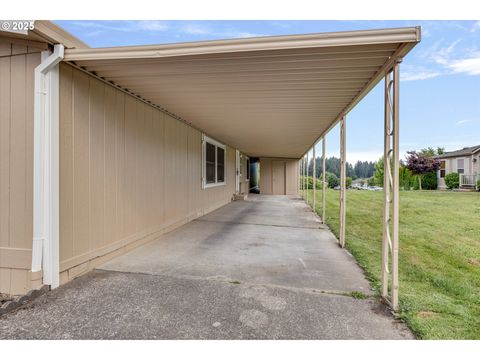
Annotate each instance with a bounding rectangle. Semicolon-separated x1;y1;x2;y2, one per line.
259;158;298;195
0;37;44;295
58;63;236;283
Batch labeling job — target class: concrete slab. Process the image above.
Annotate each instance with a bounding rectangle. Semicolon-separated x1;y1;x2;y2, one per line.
0;270;413;339
100;195;371;294
0;195;413;339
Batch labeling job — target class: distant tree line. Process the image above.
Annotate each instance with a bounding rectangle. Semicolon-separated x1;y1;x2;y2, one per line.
306;156;375;180
302;146;445;190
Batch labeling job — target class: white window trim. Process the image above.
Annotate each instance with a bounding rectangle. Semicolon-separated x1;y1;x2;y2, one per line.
245;156;250;182
202;134;227;189
457;157;465;174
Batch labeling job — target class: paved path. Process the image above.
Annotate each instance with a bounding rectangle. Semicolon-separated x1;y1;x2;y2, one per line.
0;195;413;339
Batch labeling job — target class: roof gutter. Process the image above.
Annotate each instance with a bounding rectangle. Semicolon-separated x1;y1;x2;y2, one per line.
32;44;64;289
64;27;420;61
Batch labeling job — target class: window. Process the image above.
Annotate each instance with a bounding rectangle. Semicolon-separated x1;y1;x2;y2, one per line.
457;158;465;174
205;142;216;184
203;135;226;188
440;160;446;178
217;147;225;182
246;157;250;181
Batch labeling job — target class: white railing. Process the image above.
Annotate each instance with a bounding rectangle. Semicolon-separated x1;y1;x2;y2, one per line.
459;174;478;187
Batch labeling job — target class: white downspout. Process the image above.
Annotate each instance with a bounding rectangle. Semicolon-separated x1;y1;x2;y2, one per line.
32;44;64;289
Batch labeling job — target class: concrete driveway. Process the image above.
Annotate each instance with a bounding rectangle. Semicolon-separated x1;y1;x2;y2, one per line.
0;195;413;339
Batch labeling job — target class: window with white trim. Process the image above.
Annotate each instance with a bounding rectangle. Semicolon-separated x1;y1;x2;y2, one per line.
203;135;226;188
457;158;465;174
246;157;250;181
440;160;446;178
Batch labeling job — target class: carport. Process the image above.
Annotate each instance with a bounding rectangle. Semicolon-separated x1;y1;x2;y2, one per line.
55;27;420;309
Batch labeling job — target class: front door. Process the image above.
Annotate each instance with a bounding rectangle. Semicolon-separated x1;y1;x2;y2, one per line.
272;161;286;195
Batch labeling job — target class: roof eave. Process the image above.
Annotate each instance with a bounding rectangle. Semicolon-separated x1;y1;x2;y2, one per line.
63;26;420;62
32;20;89;49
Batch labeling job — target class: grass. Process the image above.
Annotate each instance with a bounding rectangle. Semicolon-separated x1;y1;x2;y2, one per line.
303;188;480;339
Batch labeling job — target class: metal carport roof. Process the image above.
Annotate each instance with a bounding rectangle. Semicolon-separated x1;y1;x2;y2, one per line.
63;27;420;158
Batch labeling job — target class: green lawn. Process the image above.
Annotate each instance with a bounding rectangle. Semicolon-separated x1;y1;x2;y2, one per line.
303;188;480;339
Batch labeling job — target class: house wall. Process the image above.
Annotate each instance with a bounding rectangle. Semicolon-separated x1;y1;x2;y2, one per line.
0;36;46;295
437;155;477;188
472;153;479;175
58;63;236;285
259;158;298;195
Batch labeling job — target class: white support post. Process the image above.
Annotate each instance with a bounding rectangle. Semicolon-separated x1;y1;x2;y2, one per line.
339;116;346;248
382;61;401;311
312;143;316;211
322;137;326;224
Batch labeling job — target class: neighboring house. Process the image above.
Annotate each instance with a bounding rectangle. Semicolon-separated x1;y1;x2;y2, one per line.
436;145;480;189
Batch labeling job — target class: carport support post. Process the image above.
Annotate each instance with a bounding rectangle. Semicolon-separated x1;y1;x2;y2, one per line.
312;143;316;211
382;61;400;311
303;156;306;198
306;151;309;205
322;137;326;224
299;159;302;194
339;116;346;248
299;159;302;195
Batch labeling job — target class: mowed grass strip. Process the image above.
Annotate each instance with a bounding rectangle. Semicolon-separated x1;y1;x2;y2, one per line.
304;188;480;339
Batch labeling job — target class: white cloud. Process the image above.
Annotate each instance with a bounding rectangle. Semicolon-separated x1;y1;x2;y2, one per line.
135;21;169;31
431;39;461;65
346;151;382;163
68;20;169;36
429;39;480;75
180;24;212;35
179;23;264;39
447;53;480;75
402;71;441;81
471;21;480;32
455;119;471;126
226;31;265;39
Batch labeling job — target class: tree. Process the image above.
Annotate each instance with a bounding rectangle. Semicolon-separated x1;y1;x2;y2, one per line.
419;147;445;157
367;177;375;186
405;151;440;190
373;156;385;186
399;165;415;190
346;163;356;179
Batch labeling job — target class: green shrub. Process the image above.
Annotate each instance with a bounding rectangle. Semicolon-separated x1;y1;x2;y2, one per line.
346;177;353;188
367;177;375;187
327;172;339;188
420;171;438;190
445;172;460;189
477;179;480;191
300;176;324;190
411;175;420;190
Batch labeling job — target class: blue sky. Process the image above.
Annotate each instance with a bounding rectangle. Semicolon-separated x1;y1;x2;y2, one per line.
55;20;480;163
